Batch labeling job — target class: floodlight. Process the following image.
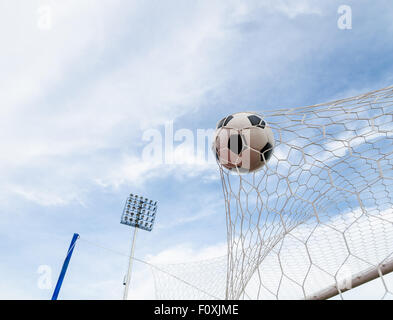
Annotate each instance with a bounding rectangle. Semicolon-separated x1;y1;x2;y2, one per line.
120;193;158;300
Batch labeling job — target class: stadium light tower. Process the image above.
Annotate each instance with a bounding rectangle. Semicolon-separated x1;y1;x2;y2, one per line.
120;193;158;300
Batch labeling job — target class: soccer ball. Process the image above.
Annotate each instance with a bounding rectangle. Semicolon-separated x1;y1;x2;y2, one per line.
212;112;275;173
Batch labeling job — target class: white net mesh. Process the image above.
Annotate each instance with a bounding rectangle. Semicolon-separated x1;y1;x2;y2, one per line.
150;256;227;300
152;85;393;300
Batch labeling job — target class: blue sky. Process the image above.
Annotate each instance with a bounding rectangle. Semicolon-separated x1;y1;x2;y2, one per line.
1;0;393;299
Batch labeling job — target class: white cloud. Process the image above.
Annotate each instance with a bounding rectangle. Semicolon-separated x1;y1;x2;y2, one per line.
0;0;348;205
0;1;238;204
9;185;74;207
147;242;227;265
264;0;323;18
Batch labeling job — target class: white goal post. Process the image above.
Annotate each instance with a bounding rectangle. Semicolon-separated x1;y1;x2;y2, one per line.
306;257;393;300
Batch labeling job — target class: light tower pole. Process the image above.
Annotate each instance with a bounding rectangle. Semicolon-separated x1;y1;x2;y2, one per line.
120;193;158;300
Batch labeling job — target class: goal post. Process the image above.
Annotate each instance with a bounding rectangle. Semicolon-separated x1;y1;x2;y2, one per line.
306;257;393;300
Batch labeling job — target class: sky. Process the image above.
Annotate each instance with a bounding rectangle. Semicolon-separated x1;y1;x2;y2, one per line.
0;0;393;300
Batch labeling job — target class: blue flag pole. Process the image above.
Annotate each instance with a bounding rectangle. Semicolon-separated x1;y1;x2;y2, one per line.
51;233;79;300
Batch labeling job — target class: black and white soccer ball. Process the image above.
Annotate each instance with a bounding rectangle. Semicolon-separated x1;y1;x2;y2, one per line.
212;112;275;173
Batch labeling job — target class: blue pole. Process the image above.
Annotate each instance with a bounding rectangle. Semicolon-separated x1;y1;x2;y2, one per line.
51;233;79;300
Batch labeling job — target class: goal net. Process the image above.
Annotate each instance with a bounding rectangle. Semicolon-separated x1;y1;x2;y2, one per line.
151;85;393;300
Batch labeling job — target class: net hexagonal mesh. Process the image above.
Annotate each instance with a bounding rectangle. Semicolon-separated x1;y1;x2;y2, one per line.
151;85;393;300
